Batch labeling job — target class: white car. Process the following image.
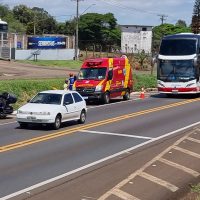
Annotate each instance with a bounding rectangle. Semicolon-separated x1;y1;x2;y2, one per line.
16;90;87;129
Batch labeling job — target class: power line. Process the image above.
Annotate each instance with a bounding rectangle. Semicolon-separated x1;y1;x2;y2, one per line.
99;0;164;16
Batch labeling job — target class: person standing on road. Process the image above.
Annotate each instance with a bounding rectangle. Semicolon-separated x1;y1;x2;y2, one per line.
63;79;69;90
68;73;75;90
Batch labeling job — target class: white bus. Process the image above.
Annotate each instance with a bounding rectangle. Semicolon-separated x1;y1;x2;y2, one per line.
0;19;8;32
157;33;200;95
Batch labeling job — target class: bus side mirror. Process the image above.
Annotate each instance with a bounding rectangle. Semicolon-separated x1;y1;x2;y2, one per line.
151;55;158;66
194;57;199;67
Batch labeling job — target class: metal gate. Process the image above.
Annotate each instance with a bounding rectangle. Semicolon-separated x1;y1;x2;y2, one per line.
0;32;11;60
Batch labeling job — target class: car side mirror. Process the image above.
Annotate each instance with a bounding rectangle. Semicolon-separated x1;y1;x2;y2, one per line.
63;101;71;106
27;99;30;103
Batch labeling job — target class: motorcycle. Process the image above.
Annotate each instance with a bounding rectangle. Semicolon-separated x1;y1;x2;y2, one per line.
0;92;17;119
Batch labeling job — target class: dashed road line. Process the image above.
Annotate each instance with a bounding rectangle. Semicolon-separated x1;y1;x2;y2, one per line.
173;146;200;159
79;130;153;140
139;172;179;192
159;158;200;177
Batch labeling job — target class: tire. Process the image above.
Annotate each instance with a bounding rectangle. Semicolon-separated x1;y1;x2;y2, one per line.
78;110;86;124
0;98;6;119
123;89;130;100
53;115;61;130
19;122;28;129
102;92;110;104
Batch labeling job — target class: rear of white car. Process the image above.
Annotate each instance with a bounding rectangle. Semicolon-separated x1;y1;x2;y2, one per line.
16;90;87;129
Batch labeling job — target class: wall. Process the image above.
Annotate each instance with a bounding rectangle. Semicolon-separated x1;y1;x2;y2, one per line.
15;49;75;60
120;25;153;54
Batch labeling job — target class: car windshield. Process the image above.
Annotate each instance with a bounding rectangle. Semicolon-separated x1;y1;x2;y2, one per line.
160;39;197;56
157;59;195;82
30;93;62;105
78;68;107;80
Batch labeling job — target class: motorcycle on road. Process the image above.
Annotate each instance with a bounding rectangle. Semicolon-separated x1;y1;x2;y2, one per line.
0;92;17;119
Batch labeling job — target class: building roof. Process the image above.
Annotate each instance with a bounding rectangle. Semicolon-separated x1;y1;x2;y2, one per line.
119;25;153;28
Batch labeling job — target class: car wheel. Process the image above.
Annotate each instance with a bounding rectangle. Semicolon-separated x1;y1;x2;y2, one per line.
53;114;61;130
19;122;28;129
102;92;110;104
123;89;130;100
78;110;86;124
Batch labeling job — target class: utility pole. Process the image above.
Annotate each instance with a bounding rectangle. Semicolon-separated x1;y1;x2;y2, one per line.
74;0;79;60
33;13;36;35
158;14;168;25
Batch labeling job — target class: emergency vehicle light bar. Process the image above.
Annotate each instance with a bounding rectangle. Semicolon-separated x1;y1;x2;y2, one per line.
86;59;103;67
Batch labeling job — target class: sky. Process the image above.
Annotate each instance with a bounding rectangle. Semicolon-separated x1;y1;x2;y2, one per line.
2;0;194;27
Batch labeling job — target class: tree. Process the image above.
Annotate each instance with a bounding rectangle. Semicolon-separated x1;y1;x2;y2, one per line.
13;5;32;24
0;4;10;18
13;5;57;35
176;20;187;27
191;0;200;33
78;13;120;51
152;23;191;52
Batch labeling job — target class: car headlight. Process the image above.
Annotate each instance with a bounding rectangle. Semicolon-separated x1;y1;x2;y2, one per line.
95;85;103;92
17;110;22;114
17;110;30;114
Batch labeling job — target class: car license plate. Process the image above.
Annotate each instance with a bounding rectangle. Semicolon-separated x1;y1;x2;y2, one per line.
83;96;88;99
27;116;36;120
172;90;178;94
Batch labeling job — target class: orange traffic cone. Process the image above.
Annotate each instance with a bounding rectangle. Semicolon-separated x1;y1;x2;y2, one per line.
140;87;145;99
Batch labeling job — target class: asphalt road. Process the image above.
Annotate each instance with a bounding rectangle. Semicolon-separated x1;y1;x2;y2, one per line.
0;94;200;200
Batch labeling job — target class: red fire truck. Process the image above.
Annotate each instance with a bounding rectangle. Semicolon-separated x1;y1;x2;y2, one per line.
73;57;133;103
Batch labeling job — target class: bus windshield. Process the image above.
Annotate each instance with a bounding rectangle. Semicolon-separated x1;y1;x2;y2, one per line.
160;39;197;56
158;60;195;82
78;68;107;80
0;23;8;32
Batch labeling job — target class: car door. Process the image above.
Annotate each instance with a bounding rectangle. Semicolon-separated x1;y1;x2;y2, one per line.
62;93;77;120
72;92;85;117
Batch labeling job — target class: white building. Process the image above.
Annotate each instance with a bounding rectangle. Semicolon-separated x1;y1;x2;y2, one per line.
120;25;153;54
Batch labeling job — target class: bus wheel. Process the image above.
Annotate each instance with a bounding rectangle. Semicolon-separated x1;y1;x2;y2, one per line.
102;92;110;104
123;89;130;100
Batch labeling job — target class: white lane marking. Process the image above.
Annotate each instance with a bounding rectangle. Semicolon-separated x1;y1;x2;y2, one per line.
0;121;16;126
140;172;179;192
173;146;200;159
187;137;200;144
98;129;198;200
112;188;140;200
79;130;153;140
2;121;200;200
159;158;200;177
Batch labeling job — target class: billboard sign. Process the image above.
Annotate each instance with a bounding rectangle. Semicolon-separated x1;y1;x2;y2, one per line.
27;37;66;49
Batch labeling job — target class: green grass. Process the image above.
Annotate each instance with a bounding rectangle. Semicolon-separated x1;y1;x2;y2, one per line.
16;60;82;70
133;74;156;91
0;78;65;109
0;74;157;109
191;184;200;194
